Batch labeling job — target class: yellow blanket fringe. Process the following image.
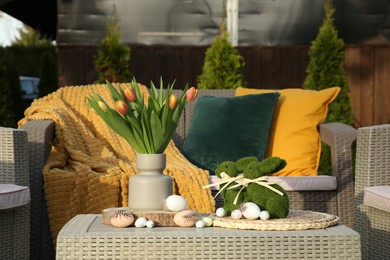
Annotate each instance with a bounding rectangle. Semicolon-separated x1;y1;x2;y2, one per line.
18;83;215;244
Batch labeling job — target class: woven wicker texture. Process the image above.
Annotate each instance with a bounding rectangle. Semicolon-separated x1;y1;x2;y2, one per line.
212;210;339;231
56;214;361;260
18;84;214;255
0;127;30;260
20;88;357;259
355;124;390;260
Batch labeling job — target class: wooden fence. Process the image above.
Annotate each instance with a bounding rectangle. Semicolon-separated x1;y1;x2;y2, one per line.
57;45;390;127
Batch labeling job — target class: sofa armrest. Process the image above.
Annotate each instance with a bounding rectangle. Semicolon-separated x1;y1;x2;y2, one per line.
21;120;55;165
20;119;55;215
319;122;357;177
320;122;357;227
20;120;56;259
20;119;54;219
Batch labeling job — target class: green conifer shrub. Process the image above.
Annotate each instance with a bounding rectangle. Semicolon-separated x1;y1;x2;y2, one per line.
303;0;353;175
197;23;246;89
94;8;131;83
13;25;52;46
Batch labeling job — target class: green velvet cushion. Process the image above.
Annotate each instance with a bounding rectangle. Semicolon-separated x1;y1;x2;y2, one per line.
183;93;280;173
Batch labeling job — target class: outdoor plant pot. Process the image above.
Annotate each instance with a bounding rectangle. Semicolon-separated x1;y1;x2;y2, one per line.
128;153;173;210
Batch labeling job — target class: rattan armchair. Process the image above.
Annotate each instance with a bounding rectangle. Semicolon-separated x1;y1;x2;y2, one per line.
0;127;30;260
355;124;390;260
20;89;357;260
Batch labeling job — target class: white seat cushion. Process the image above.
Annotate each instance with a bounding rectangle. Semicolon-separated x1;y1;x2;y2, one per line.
209;175;337;191
363;186;390;213
268;176;337;191
0;184;31;210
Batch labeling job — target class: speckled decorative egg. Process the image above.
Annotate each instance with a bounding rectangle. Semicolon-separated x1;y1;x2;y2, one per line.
196;220;206;228
241;202;261;220
215;207;226;217
110;210;135;228
259;210;270;220
174;210;198;227
231;209;243;220
165;195;188;212
134;217;148;228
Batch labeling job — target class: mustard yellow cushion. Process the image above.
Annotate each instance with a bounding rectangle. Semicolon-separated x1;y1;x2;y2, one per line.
235;87;340;176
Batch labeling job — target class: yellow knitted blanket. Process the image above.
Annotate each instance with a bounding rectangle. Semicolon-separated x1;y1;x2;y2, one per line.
18;83;215;242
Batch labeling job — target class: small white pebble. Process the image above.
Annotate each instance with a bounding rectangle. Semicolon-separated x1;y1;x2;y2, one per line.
134;217;148;228
146;220;155;228
196;220;206;228
216;207;226;217
202;216;213;227
259;211;270;220
231;209;242;219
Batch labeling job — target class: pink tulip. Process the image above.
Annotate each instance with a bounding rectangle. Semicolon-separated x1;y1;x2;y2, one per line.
185;87;198;102
123;86;136;102
115;100;129;116
168;94;178;109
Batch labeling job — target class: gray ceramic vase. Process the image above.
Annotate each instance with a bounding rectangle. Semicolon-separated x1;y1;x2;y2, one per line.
128;153;173;210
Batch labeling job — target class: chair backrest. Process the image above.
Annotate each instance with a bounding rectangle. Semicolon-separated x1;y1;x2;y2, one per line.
355;125;390;190
172;89;235;150
0;127;29;186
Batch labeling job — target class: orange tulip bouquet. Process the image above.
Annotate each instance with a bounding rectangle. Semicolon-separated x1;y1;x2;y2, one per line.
86;78;198;154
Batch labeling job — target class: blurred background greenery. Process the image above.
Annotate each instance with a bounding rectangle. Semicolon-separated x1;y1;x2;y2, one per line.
0;25;57;127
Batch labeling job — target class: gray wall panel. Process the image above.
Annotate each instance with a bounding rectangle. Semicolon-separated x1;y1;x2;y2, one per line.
57;0;390;46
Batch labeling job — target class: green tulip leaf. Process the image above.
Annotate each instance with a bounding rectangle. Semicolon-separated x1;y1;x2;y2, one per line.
150;111;165;153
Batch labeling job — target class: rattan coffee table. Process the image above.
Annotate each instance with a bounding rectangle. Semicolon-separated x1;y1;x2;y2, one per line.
56;214;361;259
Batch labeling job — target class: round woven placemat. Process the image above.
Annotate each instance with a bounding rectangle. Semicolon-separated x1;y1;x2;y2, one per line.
211;210;339;231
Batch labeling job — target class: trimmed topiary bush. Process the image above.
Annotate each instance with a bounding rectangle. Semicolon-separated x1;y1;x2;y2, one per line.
94;8;131;84
197;23;246;89
303;0;353;175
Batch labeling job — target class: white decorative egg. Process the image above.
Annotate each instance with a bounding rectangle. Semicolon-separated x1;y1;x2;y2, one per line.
241;202;261;220
259;210;270;220
165;195;188;212
134;217;148;228
146;220;155;228
231;209;243;219
196;220;206;228
215;207;226;217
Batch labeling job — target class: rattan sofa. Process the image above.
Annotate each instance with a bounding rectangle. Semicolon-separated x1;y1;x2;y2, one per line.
355;124;390;260
20;88;357;260
0;127;30;260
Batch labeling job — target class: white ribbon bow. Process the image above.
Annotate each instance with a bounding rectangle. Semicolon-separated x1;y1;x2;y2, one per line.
203;172;284;205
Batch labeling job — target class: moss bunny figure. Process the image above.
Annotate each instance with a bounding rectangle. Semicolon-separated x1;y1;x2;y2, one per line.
215;156;289;218
244;157;290;218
